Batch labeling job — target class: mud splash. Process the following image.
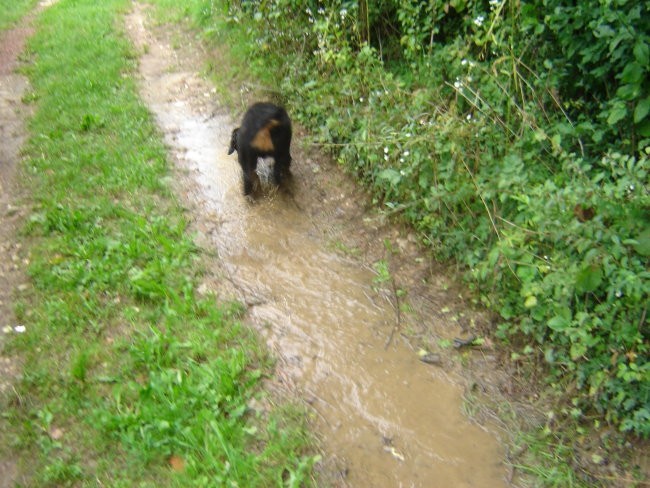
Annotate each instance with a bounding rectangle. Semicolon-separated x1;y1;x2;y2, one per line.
125;7;507;487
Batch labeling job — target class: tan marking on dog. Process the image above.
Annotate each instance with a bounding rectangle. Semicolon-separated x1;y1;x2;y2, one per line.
251;119;281;152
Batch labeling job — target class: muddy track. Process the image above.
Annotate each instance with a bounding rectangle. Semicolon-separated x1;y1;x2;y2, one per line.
0;3;42;485
124;5;513;487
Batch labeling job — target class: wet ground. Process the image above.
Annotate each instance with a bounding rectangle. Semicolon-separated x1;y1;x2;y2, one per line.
0;4;40;486
124;5;510;487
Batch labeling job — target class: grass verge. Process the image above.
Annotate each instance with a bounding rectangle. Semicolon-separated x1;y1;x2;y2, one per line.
0;0;316;485
0;0;37;31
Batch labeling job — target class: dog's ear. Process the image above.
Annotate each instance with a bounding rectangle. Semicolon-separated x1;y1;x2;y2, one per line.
227;128;239;155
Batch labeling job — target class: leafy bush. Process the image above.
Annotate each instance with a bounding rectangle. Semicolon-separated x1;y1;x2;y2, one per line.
185;0;649;437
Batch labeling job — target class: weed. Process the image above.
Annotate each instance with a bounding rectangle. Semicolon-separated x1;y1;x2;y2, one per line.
371;259;391;288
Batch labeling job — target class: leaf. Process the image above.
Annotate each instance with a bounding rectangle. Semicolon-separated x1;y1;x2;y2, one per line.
570;342;587;360
634;97;650;123
591;453;604;465
449;0;468;12
524;295;538;308
548;315;569;332
168;454;185;472
607;104;627;125
616;83;640;101
620;62;643;85
533;129;547;141
544;348;555;363
638;119;650;137
632;227;650;256
575;264;603;293
633;41;649;66
377;168;401;185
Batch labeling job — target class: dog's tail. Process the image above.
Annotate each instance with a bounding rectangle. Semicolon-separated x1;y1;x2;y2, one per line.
227;127;239;155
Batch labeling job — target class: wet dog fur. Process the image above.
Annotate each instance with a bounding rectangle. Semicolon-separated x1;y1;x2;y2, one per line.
228;102;292;196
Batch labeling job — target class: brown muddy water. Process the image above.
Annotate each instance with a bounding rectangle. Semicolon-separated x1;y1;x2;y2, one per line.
125;7;508;487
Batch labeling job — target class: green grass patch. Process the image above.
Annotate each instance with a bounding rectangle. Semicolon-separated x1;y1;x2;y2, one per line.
0;0;37;31
1;0;316;485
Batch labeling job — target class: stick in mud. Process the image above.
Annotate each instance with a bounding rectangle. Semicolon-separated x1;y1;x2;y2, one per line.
384;276;402;349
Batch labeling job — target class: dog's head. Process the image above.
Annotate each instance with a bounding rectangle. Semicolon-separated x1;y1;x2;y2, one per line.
227;128;239;155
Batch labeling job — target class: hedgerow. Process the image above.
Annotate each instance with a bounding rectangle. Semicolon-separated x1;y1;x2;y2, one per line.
180;0;648;437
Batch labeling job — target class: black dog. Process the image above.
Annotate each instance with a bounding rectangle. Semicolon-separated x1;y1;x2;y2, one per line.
228;102;292;196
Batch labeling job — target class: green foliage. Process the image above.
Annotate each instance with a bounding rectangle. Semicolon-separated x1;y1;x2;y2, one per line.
186;0;650;440
541;0;650;152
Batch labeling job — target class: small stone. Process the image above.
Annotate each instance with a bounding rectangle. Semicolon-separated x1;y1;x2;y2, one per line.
419;352;442;365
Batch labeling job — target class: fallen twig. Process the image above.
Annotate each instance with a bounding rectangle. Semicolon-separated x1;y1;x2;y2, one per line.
384;276;402;349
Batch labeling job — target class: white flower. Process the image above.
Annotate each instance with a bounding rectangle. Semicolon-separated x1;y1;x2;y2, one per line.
14;325;26;333
466;113;472;120
403;150;410;157
461;59;468;66
474;15;485;27
384;147;389;153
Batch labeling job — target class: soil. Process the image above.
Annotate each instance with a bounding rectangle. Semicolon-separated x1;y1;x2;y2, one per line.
0;6;39;487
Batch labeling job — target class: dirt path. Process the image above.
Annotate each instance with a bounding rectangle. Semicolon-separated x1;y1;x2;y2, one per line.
0;12;36;488
0;15;32;375
125;5;512;487
0;2;59;485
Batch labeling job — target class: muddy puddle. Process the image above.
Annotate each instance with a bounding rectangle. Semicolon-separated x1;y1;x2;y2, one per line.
125;6;507;487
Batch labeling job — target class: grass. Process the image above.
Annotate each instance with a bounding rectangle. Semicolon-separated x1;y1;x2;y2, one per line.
0;0;37;31
0;0;316;485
